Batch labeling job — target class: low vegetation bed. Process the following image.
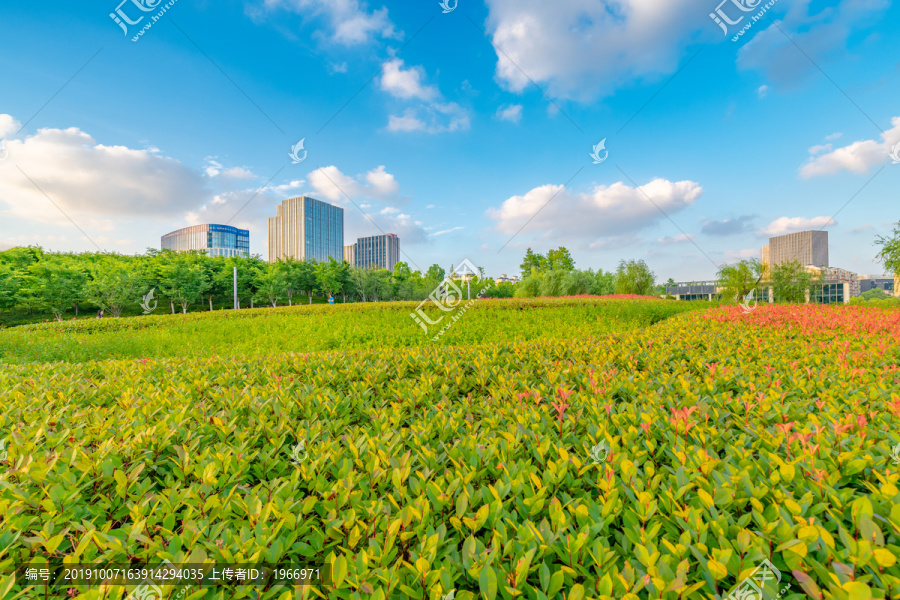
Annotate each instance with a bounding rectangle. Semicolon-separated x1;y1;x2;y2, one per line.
1;304;898;599
0;297;699;365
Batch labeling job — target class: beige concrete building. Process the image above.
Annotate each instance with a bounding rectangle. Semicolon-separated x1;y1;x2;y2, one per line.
768;231;829;267
268;196;344;263
343;244;356;265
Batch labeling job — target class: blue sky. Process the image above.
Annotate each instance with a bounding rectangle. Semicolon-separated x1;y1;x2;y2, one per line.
1;0;898;280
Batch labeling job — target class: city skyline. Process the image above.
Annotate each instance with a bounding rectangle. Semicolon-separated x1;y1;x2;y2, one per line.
1;0;898;281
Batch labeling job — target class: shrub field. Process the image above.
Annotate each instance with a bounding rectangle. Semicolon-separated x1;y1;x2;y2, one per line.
0;300;899;599
0;297;700;365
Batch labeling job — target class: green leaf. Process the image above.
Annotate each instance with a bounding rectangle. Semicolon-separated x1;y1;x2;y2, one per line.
479;565;498;600
332;555;348;588
568;584;585;600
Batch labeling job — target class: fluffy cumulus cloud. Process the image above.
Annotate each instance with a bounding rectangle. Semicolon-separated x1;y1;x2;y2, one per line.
386;103;470;134
0;114;21;138
379;59;470;134
800;117;900;177
495;104;523;124
307;165;401;203
737;0;889;89
380;59;438;101
486;178;703;242
0;122;211;228
483;0;712;101
259;0;398;45
759;216;834;237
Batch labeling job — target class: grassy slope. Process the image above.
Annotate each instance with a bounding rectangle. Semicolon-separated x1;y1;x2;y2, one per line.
0;297;705;365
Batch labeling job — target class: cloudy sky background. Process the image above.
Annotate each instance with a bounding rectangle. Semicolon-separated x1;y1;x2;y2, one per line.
0;0;898;279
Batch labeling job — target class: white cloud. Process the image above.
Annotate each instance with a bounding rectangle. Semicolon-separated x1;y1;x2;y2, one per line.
657;233;694;245
826;132;843;141
800;117;900;178
759;216;834;237
387;103;470;134
365;165;399;195
496;103;523;123
430;226;464;236
737;0;889;89
0;122;210;227
757;85;768;99
380;59;438;101
260;0;398;45
483;0;713;101
486;178;703;241
331;62;348;73
222;167;257;179
808;144;832;155
307;165;401;203
0;114;21;138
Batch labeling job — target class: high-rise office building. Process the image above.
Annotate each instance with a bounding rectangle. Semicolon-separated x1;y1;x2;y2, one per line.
268;196;344;263
161;224;249;257
355;234;400;270
768;231;828;267
344;244;356;265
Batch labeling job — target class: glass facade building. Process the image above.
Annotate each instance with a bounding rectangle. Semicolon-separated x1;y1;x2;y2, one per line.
161;224;249;257
268;196;344;263
355;234;400;270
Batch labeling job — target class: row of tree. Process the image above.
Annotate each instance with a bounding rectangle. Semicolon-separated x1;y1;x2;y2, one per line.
0;247;491;320
516;248;659;297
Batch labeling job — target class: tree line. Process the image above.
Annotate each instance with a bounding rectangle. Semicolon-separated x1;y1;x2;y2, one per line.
0;247;509;321
515;247;660;297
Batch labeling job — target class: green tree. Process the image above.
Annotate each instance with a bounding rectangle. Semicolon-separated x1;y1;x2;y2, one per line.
547;247;575;272
163;252;209;314
85;256;142;317
613;259;655;295
27;257;87;321
254;263;287;307
591;270;615;296
519;248;547;279
770;260;817;303
717;259;764;303
876;221;900;284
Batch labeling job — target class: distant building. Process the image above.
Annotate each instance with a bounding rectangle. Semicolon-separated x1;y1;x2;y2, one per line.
666;281;721;301
858;275;895;294
355;234;400;270
495;274;520;284
343;244;356;265
268;196;344;263
760;244;770;268
808;266;859;304
767;231;828;268
161;224;249;258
